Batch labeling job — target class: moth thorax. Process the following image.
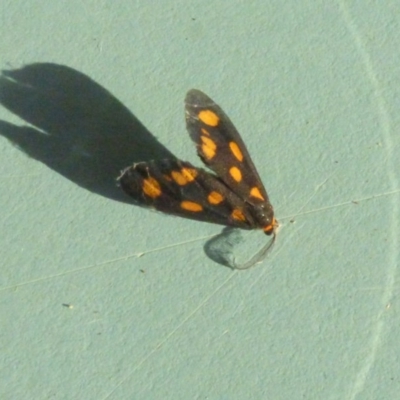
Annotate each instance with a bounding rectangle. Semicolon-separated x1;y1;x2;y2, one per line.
249;203;274;227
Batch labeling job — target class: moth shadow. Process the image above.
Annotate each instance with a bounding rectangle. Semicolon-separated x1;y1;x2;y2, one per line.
0;63;175;203
0;63;237;267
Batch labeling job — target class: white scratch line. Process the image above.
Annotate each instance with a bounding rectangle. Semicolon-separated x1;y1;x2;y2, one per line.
337;2;398;399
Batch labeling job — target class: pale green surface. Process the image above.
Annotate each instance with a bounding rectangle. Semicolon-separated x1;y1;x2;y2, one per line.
1;1;400;399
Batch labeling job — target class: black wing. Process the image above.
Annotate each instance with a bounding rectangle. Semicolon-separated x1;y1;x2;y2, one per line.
119;159;262;229
185;89;275;234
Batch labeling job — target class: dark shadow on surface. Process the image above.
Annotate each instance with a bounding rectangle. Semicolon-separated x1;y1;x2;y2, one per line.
0;63;176;203
0;63;237;268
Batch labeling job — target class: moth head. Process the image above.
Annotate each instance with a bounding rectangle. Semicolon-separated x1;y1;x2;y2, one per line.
263;217;278;236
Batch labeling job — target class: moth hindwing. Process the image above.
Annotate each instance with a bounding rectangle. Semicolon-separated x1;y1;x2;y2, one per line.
119;89;277;235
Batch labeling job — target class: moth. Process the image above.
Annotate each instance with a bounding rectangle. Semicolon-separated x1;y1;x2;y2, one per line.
119;89;278;269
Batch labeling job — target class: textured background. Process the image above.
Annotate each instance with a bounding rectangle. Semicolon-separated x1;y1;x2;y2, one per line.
1;1;399;399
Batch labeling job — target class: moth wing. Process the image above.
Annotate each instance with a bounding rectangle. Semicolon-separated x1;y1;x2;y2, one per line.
185;89;270;207
118;159;257;229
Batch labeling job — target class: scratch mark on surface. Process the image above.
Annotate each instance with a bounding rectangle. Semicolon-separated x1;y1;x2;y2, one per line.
337;2;398;399
293;175;332;215
279;188;400;222
0;234;215;292
3;185;399;293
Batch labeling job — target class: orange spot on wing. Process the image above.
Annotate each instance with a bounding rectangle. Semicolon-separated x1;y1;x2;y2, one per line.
182;167;198;180
207;191;224;205
198;110;219;126
250;187;264;201
229;166;242;182
231;208;246;222
171;168;198;185
201;136;217;159
181;201;203;212
229;142;243;162
201;128;210;136
142;177;161;198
